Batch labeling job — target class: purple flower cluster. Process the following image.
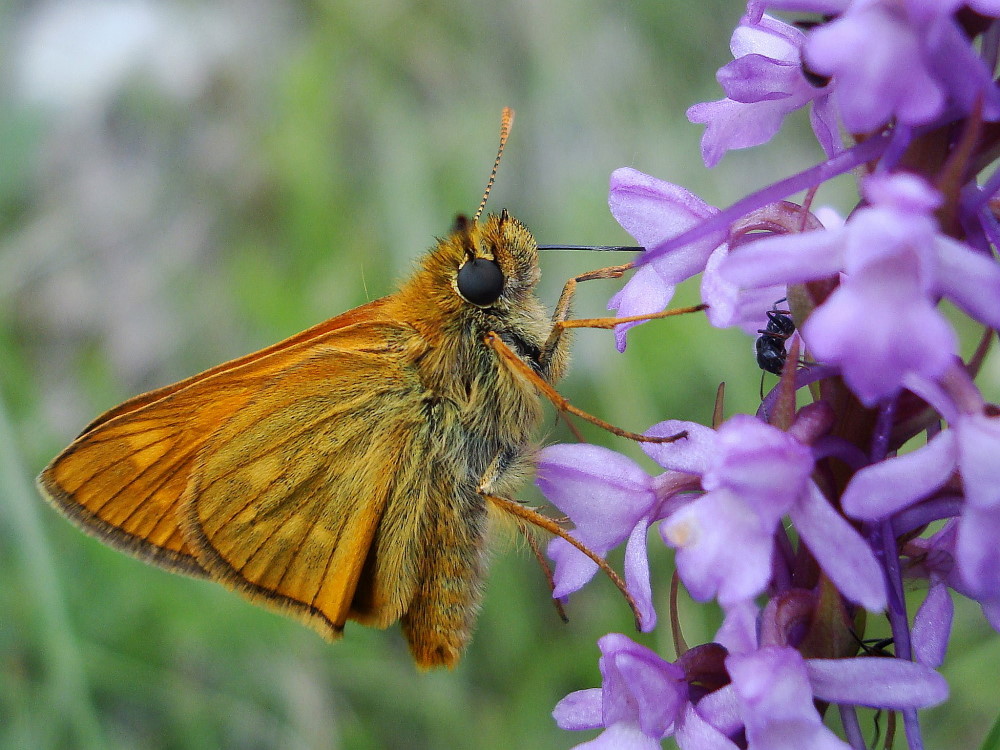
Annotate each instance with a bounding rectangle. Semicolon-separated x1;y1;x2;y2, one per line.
542;3;1000;748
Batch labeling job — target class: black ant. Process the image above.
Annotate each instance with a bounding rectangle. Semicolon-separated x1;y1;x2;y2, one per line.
756;301;796;375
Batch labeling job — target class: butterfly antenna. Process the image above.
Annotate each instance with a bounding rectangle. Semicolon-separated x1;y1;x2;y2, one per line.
474;107;514;222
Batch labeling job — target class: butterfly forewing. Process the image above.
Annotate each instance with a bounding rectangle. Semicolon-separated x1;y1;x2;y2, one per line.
76;298;395;436
39;381;260;575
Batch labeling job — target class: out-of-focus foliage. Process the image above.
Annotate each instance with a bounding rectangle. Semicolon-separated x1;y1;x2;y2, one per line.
2;1;997;749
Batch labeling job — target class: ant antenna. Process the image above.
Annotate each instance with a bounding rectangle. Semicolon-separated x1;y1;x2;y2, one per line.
474;107;513;222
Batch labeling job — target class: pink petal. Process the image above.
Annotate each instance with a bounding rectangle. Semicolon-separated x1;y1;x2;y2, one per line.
841;432;957;520
553;689;604;730
912;581;953;668
793;484;887;611
641;420;717;474
806;658;948;709
934;237;1000;329
717;228;845;288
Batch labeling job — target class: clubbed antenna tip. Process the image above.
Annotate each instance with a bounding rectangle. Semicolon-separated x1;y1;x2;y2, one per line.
474;107;514;223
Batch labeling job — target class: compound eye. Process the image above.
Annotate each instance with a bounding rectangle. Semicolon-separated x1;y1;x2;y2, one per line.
457;257;504;306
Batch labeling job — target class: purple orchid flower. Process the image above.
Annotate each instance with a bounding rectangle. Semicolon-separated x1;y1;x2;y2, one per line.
687;13;838;167
607;168;792;345
551;4;1000;748
800;0;1000;133
551;634;721;750
843;366;1000;629
729;645;947;750
644;415;886;612
537;443;698;630
718;173;1000;405
606;168;726;351
554;634;947;750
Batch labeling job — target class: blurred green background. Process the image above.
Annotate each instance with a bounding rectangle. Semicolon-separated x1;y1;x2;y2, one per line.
3;1;999;748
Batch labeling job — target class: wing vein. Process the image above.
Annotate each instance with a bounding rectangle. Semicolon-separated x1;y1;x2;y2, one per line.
195;397;372;515
275;474;343;595
241;470;328;579
89;437;193;517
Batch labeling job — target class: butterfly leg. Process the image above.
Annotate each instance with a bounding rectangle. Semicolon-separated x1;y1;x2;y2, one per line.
539;262;706;372
553;304;707;333
479;488;642;630
483;332;688;444
537;263;631;375
518;523;569;623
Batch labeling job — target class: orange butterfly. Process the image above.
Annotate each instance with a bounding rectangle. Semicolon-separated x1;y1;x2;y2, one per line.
38;109;694;668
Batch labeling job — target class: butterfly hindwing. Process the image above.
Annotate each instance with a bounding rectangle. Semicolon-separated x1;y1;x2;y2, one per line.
180;337;433;636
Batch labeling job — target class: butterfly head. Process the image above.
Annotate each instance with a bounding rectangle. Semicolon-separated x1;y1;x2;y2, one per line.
421;209;540;314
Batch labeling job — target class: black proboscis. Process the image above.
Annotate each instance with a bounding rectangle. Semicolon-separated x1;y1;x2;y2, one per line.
537;245;644;252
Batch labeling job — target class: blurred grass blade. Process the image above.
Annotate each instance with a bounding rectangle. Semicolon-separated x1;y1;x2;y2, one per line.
0;393;107;750
980;711;1000;750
